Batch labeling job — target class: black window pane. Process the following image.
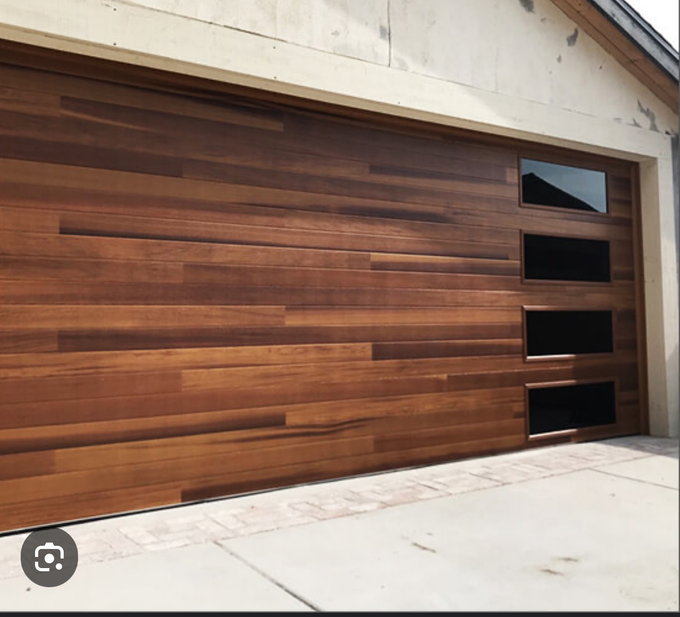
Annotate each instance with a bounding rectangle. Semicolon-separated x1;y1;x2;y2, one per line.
526;310;613;356
522;159;608;213
529;381;616;435
523;234;611;282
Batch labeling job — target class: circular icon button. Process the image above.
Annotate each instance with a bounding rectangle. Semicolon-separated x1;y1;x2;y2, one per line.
21;528;78;587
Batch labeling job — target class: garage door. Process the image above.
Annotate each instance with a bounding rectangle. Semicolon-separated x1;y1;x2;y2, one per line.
0;42;644;532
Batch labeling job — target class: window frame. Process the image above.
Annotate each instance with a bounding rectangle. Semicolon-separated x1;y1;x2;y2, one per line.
519;154;611;217
520;230;614;286
521;305;617;362
524;378;619;442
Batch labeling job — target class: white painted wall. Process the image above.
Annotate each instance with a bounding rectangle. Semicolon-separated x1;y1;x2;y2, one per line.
134;0;391;65
127;0;678;137
0;0;677;435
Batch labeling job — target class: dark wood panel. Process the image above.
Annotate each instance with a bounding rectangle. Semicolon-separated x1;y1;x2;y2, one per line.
52;326;516;352
56;210;517;260
0;230;371;270
0;85;61;116
0;280;634;308
183;263;523;291
369;253;521;276
0;159;457;224
183;158;518;206
0;134;185;177
0;44;642;532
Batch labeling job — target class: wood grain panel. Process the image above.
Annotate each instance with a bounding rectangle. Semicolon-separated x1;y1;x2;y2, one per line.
0;281;634;309
0;343;373;379
0;230;371;270
0;305;285;329
0;42;643;532
178;433;527;503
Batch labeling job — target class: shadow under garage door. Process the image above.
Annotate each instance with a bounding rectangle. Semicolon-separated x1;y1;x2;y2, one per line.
0;41;645;532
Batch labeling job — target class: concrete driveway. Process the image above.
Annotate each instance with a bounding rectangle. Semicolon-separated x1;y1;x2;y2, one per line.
0;436;677;612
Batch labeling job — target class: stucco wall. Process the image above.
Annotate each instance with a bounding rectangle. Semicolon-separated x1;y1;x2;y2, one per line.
0;0;677;435
128;0;678;137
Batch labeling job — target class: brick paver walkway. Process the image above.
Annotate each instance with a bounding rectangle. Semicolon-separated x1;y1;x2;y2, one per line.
0;435;676;579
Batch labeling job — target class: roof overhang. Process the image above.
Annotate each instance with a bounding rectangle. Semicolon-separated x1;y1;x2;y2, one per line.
551;0;679;111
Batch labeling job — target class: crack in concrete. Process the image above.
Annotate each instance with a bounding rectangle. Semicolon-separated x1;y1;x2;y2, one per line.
590;467;677;491
215;541;323;611
411;541;437;554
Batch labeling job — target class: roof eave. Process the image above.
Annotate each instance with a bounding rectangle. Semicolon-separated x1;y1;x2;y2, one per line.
590;0;679;83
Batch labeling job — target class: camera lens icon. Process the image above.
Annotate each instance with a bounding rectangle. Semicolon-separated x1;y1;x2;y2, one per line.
21;528;78;587
35;542;64;572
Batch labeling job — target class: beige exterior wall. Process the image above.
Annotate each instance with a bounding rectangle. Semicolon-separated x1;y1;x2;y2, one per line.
0;0;677;435
124;0;678;136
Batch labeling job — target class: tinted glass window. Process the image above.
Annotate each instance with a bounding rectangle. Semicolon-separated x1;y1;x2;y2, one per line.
529;381;616;435
523;234;611;282
522;159;608;213
526;310;613;356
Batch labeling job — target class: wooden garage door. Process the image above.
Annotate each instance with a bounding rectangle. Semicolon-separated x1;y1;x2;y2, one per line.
0;42;645;532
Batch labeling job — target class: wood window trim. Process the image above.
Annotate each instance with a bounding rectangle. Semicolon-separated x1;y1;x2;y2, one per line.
519;230;614;287
630;164;650;436
524;377;620;443
521;305;618;363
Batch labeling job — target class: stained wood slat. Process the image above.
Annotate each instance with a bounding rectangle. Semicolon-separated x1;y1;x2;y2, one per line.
0;436;378;505
0;230;371;270
0;44;642;532
0;408;289;454
0;375;451;430
0;305;286;329
0;371;183;405
284;306;520;325
0;281;634;309
182;264;523;291
54;327;522;352
0;485;182;532
0;255;185;284
0;134;185;177
57;210;517;260
0;331;58;354
0;206;59;233
0;343;374;379
179;433;527;503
